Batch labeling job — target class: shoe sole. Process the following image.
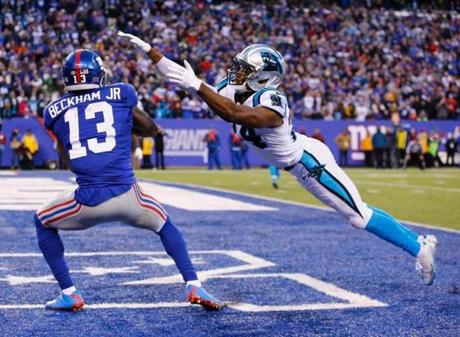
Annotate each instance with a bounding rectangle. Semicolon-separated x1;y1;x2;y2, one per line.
420;235;438;286
188;295;225;311
45;302;85;312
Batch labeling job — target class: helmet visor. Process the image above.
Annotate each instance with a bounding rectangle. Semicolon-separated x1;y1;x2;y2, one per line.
227;57;255;86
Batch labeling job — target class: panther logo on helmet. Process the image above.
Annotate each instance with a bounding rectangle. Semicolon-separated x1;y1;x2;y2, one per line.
62;49;106;92
228;44;286;93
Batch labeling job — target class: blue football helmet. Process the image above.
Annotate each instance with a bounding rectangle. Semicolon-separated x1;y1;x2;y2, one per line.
228;44;286;92
62;49;105;92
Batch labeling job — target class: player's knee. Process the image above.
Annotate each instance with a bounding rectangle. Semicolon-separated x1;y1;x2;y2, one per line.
158;218;186;254
34;213;46;236
34;214;62;251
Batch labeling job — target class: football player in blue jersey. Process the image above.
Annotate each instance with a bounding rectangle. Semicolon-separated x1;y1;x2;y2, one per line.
119;31;438;287
35;49;224;311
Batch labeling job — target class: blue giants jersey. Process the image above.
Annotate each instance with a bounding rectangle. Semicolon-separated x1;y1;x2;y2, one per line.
43;83;137;206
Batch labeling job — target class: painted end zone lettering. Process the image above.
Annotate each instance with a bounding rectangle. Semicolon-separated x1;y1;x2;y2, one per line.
0;250;387;312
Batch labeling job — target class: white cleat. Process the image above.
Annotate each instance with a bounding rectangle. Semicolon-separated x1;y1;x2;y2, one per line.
415;235;438;286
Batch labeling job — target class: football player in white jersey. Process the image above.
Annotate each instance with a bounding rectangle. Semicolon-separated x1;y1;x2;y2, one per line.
119;32;438;286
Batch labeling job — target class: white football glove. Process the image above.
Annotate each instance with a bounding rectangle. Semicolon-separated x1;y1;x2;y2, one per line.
166;60;202;91
117;31;151;53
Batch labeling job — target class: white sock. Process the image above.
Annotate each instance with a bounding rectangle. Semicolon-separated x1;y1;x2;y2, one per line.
62;286;77;295
186;280;202;288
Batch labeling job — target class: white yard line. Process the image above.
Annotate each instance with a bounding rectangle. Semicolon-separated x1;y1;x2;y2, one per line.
354;180;460;193
0;250;387;312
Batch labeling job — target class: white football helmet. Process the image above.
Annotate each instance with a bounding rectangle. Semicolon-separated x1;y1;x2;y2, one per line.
227;44;286;93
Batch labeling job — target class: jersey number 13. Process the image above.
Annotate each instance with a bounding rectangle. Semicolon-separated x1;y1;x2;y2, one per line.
64;102;116;159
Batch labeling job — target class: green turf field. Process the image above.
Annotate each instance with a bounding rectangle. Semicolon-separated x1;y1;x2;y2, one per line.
136;168;460;230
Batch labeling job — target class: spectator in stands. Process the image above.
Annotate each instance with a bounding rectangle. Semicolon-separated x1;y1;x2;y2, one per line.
372;127;388;169
0;1;458;121
21;129;39;169
418;130;430;165
154;129;166;170
0;123;5;168
203;129;221;170
229;131;243;170
385;128;396;168
131;135;141;170
395;126;408;168
141;137;154;169
311;128;325;143
9;129;21;170
241;142;250;169
445;133;458;166
360;131;373;168
427;133;443;168
445;94;458;120
335;129;351;167
403;134;426;170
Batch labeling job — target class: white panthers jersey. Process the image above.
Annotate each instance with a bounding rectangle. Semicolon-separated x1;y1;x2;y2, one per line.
216;80;304;168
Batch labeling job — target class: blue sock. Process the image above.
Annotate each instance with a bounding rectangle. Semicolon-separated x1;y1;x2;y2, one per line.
158;218;198;283
372;207;418;240
34;214;73;290
366;206;420;256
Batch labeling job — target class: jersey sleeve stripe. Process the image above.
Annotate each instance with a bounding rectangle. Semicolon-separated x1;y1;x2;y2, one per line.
252;87;285;106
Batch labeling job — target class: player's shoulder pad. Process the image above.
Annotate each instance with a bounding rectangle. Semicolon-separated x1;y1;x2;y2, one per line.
111;82;136;95
112;82;138;107
43;97;62;130
252;87;288;118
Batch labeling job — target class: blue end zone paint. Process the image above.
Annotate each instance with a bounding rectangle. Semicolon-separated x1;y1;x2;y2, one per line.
0;172;459;337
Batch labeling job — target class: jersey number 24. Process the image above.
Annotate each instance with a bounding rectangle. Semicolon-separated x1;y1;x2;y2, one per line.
64;102;116;159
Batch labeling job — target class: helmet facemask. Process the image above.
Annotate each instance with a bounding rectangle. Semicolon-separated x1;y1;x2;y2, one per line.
227;57;256;93
227;45;286;93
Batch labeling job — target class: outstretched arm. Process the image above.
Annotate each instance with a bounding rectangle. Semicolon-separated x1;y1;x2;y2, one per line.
167;61;282;128
117;31;186;77
196;81;282;128
117;31;282;129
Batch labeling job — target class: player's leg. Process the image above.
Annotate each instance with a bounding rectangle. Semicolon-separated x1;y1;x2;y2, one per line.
34;190;86;310
290;137;437;285
215;151;222;169
269;165;279;189
115;183;225;310
208;150;213;170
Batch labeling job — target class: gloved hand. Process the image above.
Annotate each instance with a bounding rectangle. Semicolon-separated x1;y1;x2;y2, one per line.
166;60;202;91
117;31;151;53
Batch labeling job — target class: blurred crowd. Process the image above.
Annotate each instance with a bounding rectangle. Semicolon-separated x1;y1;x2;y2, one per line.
0;124;39;169
335;125;458;169
0;0;459;122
